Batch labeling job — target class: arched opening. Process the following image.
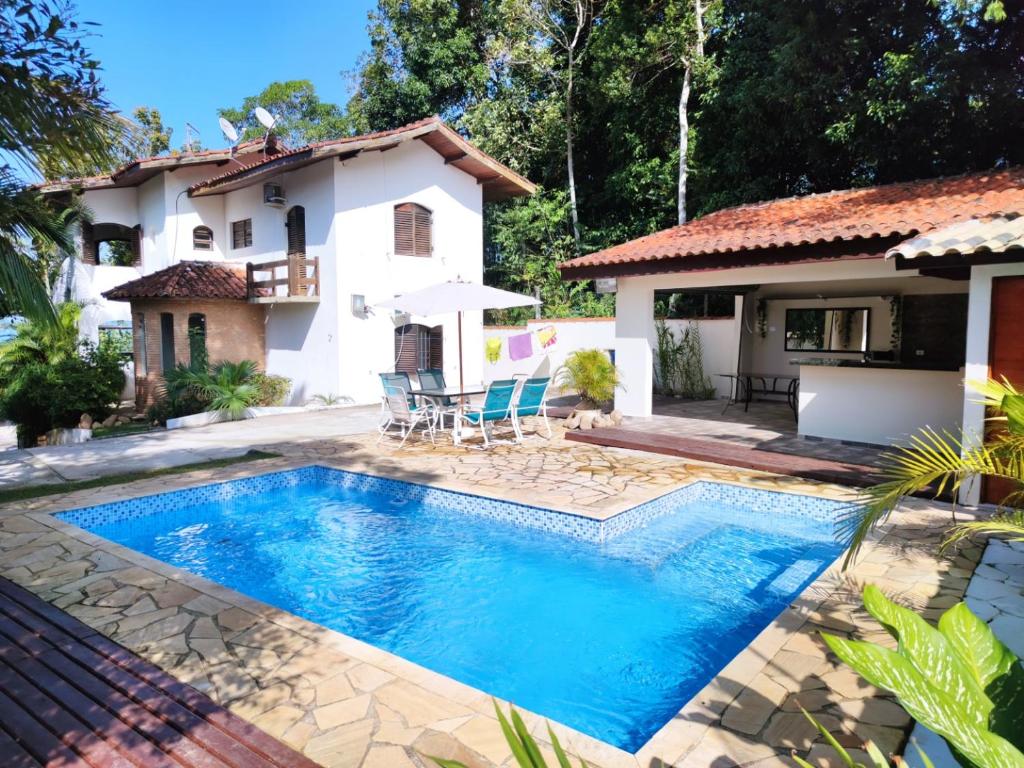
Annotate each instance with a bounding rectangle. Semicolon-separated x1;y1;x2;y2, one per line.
192;226;214;251
393;203;431;257
81;222;142;266
286;205;305;255
394;323;443;374
187;313;207;369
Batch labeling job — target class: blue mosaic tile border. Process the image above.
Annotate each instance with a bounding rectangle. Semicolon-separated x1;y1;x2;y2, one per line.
57;465;848;543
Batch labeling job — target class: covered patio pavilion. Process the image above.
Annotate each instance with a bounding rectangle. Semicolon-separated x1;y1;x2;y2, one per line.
560;168;1024;501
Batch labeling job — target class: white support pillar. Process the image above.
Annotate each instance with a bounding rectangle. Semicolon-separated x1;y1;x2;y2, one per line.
959;262;1024;505
614;277;654;417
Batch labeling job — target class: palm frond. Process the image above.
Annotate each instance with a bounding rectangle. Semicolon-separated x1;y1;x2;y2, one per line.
840;427;1024;567
942;511;1024;551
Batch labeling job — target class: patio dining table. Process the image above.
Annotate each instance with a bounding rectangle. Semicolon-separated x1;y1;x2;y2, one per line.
716;372;799;419
411;384;487;445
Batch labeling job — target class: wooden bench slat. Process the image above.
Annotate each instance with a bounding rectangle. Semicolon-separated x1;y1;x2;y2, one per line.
0;687;88;768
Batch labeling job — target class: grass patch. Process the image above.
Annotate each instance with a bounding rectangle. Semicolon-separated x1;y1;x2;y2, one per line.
0;450;280;505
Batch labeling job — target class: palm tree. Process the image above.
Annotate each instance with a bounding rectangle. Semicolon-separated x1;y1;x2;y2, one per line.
0;1;119;324
842;378;1024;567
0;300;81;385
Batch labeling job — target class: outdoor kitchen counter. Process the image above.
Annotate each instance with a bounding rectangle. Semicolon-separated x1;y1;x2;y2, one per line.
795;362;964;446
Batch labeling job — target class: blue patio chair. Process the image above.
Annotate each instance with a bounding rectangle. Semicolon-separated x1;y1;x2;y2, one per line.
378;372;417;430
457;379;518;448
417;368;457;429
511;377;553;440
378;385;436;448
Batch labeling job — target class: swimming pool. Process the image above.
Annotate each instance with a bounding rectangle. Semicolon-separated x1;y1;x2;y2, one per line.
59;467;845;752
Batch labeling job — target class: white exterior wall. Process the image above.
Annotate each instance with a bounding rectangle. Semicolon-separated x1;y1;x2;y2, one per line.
798;366;963;446
137;175;167;273
482;316;738;398
259;161;340;404
165;167;227;265
336;141;484;405
81;188;137;227
960;262;1024;503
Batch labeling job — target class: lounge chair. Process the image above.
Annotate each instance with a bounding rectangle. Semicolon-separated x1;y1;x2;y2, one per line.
457;379;518;448
378;385;436;448
416;368;457;429
378;372;416;428
511;377;553;440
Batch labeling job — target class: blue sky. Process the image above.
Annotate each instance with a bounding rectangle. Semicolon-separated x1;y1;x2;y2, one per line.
82;0;377;151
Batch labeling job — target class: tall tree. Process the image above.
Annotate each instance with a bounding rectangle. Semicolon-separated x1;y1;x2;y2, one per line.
218;80;348;148
0;0;118;322
345;0;490;132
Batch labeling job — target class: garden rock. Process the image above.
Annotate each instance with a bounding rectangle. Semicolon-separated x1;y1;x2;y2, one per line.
101;414;118;428
79;413;93;429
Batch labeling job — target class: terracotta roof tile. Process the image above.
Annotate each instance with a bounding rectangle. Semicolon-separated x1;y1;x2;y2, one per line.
104;261;249;301
560;167;1024;275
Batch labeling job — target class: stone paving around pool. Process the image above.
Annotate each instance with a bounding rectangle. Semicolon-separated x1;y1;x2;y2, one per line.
0;420;1012;768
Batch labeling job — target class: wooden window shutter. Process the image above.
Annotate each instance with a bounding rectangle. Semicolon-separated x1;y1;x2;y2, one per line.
429;325;443;370
131;225;143;266
286;206;305;255
413;205;431;256
394;324;420;374
192;226;213;251
394;203;431;257
81;221;97;264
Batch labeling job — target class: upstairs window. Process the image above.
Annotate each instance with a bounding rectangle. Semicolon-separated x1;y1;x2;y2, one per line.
81;222;142;266
286;205;305;255
394;203;431;257
192;226;214;251
231;218;253;249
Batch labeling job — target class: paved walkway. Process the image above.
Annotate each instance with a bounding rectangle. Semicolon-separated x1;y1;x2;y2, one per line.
0;407;382;489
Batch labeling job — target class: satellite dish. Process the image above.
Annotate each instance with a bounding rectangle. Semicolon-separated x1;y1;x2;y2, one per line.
219;117;239;143
254;107;276;130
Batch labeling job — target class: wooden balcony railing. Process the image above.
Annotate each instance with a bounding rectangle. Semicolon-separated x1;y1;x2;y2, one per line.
246;254;320;303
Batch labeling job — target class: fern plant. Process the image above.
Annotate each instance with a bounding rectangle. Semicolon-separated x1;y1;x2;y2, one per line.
556;349;620;409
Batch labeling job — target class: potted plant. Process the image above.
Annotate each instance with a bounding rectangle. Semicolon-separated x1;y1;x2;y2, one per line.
556;349;621;429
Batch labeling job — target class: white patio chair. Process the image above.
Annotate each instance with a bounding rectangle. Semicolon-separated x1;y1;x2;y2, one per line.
378;385;436;448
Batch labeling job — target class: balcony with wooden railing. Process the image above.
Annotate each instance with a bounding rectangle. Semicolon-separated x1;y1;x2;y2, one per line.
246;253;320;304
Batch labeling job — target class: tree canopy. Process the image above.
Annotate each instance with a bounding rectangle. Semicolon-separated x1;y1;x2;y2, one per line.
218;80;350;148
342;0;1023;319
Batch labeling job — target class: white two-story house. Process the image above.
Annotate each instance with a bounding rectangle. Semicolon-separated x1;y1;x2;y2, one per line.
41;117;536;408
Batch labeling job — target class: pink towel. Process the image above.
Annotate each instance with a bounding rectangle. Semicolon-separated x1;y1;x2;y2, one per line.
508;332;533;361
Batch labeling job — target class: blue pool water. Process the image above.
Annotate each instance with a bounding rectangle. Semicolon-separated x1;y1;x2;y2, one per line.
64;470;843;751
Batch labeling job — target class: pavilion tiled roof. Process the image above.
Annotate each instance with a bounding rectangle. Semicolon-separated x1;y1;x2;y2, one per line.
103;261;248;301
559;167;1024;278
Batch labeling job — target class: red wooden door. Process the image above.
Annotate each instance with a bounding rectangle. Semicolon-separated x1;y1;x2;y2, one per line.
984;276;1024;503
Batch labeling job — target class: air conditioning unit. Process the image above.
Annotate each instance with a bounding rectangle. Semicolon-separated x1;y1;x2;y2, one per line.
263;182;286;207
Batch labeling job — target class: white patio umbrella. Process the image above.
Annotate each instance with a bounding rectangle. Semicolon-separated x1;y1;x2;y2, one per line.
374;280;541;394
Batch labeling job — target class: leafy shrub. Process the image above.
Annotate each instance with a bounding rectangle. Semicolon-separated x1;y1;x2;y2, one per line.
1;340;124;446
556;349;620;409
149;360;267;423
250;372;291;406
822;585;1024;767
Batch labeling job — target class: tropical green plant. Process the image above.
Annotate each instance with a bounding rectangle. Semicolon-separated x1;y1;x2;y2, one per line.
842;378;1024;566
556;349;620;409
430;701;587;768
309;392;343;406
1;337;124;446
250;372;292;407
174;360;260;421
1;0;120;323
820;585;1024;768
0;301;81;389
793;705;933;767
654;318;715;399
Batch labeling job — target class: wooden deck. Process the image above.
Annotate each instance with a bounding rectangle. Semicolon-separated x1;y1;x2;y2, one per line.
0;577;321;768
566;426;885;487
